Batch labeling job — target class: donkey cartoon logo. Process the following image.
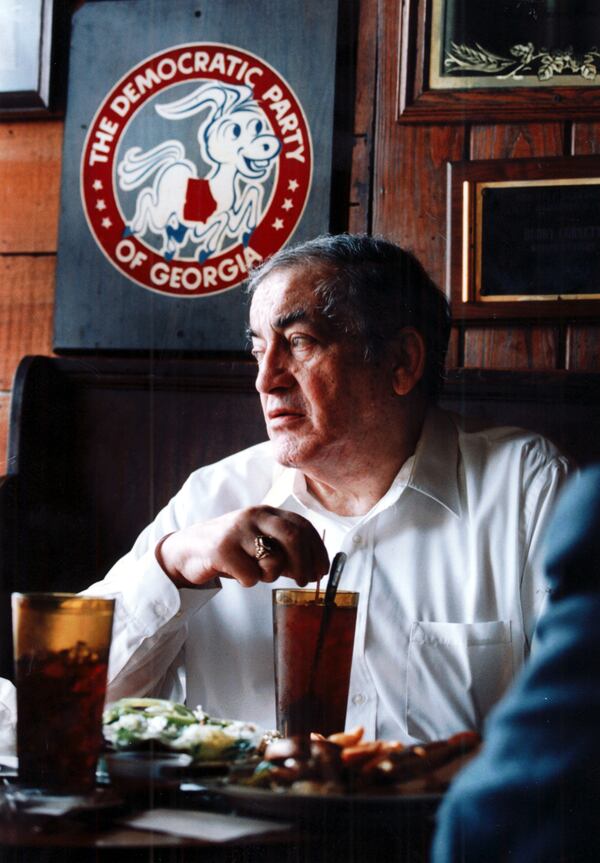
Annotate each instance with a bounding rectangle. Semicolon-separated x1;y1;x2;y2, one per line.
117;81;281;262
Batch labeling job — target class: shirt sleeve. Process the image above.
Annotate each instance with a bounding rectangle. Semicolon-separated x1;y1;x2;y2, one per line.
519;441;573;649
82;442;275;706
82;477;220;703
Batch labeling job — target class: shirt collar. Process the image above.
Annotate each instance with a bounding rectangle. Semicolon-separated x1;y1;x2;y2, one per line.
260;461;299;507
405;405;461;517
261;404;461;518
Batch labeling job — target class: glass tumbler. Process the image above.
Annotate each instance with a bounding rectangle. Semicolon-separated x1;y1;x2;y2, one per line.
12;592;115;792
273;588;358;737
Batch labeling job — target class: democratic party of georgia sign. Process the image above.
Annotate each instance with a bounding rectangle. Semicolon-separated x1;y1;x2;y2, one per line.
81;43;313;297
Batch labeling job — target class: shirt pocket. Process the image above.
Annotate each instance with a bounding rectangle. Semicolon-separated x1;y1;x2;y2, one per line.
405;620;513;741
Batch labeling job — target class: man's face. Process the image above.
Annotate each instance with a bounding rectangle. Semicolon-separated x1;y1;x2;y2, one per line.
249;266;394;473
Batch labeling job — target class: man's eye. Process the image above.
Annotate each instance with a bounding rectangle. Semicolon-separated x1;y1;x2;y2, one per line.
289;335;313;352
251;347;265;363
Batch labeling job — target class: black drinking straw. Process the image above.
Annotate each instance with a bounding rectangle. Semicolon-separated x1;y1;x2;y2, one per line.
308;552;348;690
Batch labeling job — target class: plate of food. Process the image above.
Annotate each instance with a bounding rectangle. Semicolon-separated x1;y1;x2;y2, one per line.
208;727;480;824
210;781;443;825
101;698;273;791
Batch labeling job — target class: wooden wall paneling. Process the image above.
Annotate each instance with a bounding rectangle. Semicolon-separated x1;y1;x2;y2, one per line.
568;123;600;371
469;124;565;161
372;120;465;289
572;123;600;155
2;356;267;591
348;135;372;234
465;124;565;371
348;0;378;234
440;370;600;467
446;325;460;369
0;122;62;253
374;0;465;289
378;125;466;290
0;256;55;390
463;326;559;371
566;326;600;371
0;396;9;476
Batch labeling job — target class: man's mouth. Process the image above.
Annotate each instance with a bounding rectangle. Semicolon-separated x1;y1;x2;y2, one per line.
267;407;304;426
268;407;302;418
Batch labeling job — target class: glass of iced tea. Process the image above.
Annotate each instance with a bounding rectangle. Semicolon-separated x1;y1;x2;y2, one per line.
11;592;115;792
273;588;359;737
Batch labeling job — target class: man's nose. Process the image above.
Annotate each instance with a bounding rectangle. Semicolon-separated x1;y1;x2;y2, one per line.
255;345;293;393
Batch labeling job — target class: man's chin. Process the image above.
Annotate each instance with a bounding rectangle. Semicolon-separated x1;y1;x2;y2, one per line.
269;434;310;469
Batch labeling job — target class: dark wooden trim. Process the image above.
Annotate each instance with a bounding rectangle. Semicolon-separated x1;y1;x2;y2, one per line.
442;368;600;405
440;368;600;470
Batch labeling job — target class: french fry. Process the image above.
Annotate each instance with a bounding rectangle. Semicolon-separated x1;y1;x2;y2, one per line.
340;741;383;766
359;750;413;777
327;725;364;747
242;727;481;795
384;741;405;754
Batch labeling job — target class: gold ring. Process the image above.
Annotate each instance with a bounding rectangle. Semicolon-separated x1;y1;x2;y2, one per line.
254;535;276;561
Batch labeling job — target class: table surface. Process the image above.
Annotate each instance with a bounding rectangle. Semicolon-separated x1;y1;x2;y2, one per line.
0;777;437;863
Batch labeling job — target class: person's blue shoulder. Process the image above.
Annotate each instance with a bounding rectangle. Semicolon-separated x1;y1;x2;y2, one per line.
544;464;600;597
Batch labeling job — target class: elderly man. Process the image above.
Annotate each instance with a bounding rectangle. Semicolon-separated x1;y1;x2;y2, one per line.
84;233;570;743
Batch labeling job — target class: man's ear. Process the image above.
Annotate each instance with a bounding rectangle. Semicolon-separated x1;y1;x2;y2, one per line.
391;328;426;396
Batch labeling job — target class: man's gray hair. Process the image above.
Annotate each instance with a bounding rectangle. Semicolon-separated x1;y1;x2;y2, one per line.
247;233;451;399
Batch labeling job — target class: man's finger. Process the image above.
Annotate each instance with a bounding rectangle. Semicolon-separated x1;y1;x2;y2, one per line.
256;512;328;585
213;543;266;588
251;535;285;583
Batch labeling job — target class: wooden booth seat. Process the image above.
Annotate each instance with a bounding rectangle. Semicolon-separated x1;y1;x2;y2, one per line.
1;355;600;679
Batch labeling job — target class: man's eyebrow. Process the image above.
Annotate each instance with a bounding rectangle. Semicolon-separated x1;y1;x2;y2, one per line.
247;309;310;341
273;309;309;329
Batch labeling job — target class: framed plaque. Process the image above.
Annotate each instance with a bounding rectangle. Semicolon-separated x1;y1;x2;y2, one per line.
447;156;600;320
399;0;600;122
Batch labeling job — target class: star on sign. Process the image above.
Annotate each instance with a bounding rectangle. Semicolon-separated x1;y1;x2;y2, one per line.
92;180;103;191
272;218;284;230
287;179;299;192
282;198;293;211
101;217;112;229
96;199;107;211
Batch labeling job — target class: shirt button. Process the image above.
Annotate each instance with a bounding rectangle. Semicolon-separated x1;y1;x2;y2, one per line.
153;601;167;616
352;693;366;705
352;535;362;546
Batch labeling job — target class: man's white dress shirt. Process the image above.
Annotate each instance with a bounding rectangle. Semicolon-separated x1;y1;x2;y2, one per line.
84;406;570;744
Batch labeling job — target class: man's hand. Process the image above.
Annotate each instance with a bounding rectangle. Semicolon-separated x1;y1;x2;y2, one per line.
156;506;329;589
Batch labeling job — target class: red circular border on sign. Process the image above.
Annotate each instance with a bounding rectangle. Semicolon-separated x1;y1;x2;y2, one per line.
81;43;313;297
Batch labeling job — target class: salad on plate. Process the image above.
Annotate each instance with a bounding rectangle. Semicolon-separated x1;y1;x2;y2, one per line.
102;697;268;763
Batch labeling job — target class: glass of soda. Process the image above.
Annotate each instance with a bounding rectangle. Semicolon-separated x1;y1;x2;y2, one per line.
12;593;115;792
273;588;358;737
